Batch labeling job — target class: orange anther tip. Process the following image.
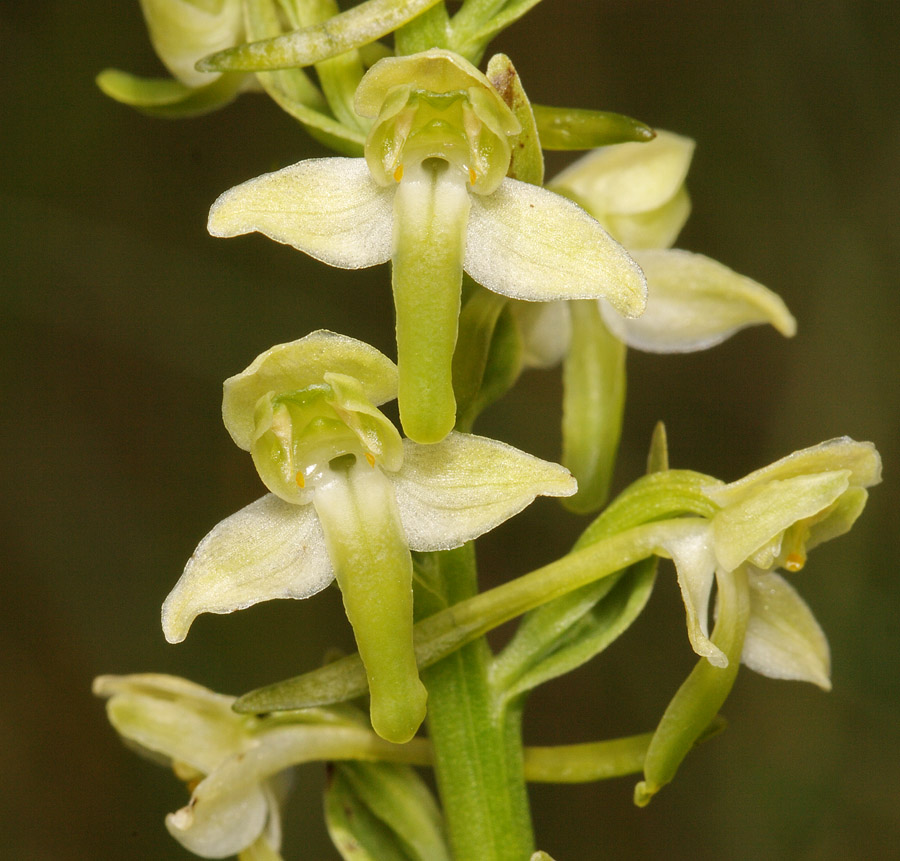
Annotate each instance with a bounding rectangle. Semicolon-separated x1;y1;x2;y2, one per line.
365;452;376;468
784;553;805;572
469;167;477;185
394;164;404;182
296;472;305;488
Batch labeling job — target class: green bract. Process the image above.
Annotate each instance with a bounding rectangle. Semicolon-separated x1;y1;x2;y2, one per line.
207;49;647;444
162;331;576;742
97;0;250;117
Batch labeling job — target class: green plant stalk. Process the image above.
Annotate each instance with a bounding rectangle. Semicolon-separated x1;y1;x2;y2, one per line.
416;544;534;861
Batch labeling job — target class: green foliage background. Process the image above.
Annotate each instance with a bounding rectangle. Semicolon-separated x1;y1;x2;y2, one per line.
2;2;897;858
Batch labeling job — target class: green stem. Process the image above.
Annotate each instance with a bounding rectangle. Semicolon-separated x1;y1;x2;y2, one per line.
416;545;534;861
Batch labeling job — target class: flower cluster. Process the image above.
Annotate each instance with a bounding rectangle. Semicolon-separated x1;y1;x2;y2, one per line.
94;2;881;858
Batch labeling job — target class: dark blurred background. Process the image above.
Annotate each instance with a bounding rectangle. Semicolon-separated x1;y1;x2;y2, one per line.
2;1;898;858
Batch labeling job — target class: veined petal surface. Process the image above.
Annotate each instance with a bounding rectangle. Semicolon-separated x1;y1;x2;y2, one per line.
712;471;851;573
391;432;576;550
208;158;393;268
162;494;332;643
94;674;244;774
465;178;647;317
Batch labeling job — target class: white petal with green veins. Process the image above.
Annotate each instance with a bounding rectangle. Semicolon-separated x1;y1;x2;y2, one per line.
162;494;332;644
390;432;576;550
465;178;648;316
600;249;797;353
208;158;393;269
742;569;831;689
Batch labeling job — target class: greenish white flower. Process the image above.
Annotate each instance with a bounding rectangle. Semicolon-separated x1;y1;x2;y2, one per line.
97;0;250;117
162;331;576;742
633;438;881;807
94;673;434;859
659;437;881;686
207;49;647;444
93;673;288;859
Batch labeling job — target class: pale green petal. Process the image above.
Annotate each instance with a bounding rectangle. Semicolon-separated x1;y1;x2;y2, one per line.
391;432;576;551
705;438;882;508
167;778;271;859
162;494;332;644
549;130;695;216
712;472;851;573
223;331;398;451
93;674;244;773
465;178;647;317
141;0;242;87
600;249;797;353
601;186;691;250
208;157;393;269
355;49;517;135
806;487;869;551
239;834;284;861
654;524;724;666
742;570;831;689
514;301;571;369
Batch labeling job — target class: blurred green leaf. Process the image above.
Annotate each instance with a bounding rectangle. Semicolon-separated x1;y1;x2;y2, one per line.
533;104;654;150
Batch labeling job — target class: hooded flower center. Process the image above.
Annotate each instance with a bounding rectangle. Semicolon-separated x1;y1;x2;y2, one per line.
250;381;401;505
356;50;521;196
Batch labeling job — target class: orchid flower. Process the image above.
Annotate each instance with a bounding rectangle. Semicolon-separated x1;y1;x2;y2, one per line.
207;48;647;444
662;437;881;682
94;673;435;859
97;0;252;117
635;438;882;805
162;331;576;742
93;673;289;859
